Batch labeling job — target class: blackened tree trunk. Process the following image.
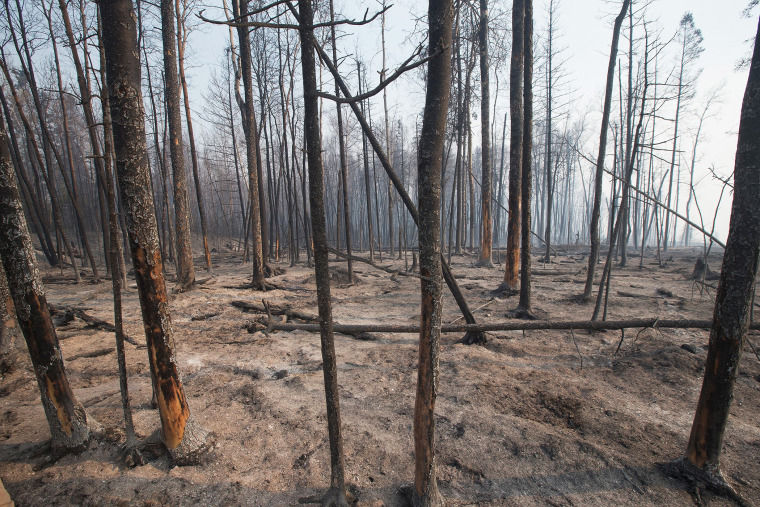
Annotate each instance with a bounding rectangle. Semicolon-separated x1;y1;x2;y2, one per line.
477;0;493;267
682;15;760;486
100;0;208;464
161;0;196;290
295;0;348;503
332;5;352;281
413;0;452;503
0;261;20;373
0;113;89;451
515;0;534;316
503;0;525;290
583;0;630;300
233;0;266;289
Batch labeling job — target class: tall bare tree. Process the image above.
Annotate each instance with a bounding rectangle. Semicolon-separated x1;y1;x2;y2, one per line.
477;0;494;267
583;0;630;300
293;0;349;503
413;0;453;502
502;0;525;291
100;0;209;463
161;0;196;289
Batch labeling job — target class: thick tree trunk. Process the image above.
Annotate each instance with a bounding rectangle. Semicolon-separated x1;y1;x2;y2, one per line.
0;114;89;451
100;0;207;464
161;0;195;289
583;0;630;299
295;1;348;503
412;0;452;503
685;15;760;475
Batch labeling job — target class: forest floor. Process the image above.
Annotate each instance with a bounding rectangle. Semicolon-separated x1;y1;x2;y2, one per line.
1;245;759;506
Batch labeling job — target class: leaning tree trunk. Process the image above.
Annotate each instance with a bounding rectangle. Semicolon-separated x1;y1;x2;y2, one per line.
583;0;630;299
0;261;20;373
161;0;195;290
100;0;208;464
295;0;349;503
0;113;89;451
503;0;525;290
413;0;453;503
683;14;760;483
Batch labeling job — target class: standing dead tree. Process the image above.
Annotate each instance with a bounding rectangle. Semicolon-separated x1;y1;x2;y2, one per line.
161;0;196;290
412;0;452;501
583;0;630;300
100;0;209;464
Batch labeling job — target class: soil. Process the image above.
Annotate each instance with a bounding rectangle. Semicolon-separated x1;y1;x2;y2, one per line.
1;246;759;506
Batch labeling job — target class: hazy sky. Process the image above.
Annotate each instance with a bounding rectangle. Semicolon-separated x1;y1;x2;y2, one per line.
188;0;758;241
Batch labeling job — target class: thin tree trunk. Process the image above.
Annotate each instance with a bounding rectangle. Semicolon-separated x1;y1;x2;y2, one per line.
412;0;452;501
175;0;211;275
295;0;348;502
583;0;630;299
477;0;493;266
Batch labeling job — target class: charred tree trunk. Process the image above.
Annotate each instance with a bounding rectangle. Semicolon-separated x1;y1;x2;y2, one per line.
100;0;208;464
412;0;452;503
234;0;266;289
295;0;348;503
175;0;212;275
583;0;630;299
683;15;760;485
0;113;89;451
161;0;195;289
514;0;533;316
331;1;353;282
503;0;525;290
477;0;493;267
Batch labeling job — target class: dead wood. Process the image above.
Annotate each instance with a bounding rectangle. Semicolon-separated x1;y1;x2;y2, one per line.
230;300;318;323
327;246;421;280
49;305;138;345
266;318;760;335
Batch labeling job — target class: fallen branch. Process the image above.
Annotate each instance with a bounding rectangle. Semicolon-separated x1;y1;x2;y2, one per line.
266;318;760;334
49;305;138;345
230;300;318;322
326;246;424;280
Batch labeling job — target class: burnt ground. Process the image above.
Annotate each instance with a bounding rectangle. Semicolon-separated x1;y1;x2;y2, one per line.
0;245;758;506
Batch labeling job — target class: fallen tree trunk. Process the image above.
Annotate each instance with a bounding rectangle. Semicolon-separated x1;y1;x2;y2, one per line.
266;318;760;334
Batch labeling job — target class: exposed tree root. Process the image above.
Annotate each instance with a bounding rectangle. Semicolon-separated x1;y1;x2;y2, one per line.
659;458;752;507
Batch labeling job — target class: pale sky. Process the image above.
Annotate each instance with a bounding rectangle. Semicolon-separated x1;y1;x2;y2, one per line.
187;0;759;243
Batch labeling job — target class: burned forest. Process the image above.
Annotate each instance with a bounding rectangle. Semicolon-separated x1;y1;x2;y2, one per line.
0;0;759;505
